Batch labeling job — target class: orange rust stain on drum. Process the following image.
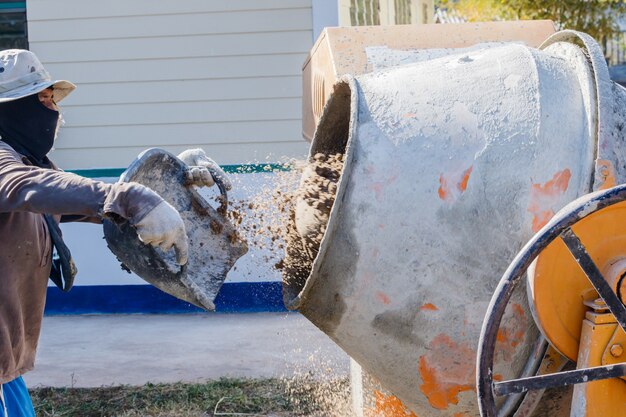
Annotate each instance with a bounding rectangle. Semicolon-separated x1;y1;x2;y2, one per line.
527;169;571;232
418;334;475;410
459;166;472;192
438;175;449;200
371;182;385;200
496;303;528;361
419;303;439;311
509;304;526;348
367;391;418;417
376;291;391;305
437;174;450;200
438;166;473;203
370;173;399;201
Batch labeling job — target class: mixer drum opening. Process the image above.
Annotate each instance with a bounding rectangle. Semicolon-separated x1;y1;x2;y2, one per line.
282;80;352;309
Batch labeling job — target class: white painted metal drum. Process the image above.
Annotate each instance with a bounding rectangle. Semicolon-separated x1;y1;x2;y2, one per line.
283;31;625;416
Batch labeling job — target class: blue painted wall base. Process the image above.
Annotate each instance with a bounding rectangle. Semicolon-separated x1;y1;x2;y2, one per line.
44;282;287;315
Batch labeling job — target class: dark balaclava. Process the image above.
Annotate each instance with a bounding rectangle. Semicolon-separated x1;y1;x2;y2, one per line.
0;92;60;167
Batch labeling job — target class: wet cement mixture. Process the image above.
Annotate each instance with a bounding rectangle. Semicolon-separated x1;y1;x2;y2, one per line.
227;152;345;284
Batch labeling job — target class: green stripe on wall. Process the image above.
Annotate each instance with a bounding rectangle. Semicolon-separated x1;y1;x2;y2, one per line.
67;168;125;178
68;163;293;178
0;2;26;10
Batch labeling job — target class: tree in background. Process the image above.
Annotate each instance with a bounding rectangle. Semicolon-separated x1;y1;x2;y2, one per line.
436;0;626;48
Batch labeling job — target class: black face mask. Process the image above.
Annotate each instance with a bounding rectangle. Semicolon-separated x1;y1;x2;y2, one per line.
0;93;60;167
0;93;75;291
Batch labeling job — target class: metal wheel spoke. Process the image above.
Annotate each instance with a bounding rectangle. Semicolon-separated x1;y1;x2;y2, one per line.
494;364;626;396
560;227;626;333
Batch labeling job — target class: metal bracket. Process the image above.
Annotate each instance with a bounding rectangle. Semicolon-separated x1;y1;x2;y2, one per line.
602;326;626;381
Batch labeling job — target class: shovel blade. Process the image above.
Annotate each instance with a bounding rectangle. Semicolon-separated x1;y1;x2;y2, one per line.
104;148;247;311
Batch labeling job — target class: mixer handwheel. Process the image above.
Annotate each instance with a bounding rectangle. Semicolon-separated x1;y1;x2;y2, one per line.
477;184;626;417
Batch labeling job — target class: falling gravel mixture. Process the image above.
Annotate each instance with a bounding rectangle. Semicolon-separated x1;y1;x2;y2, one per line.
226;153;345;284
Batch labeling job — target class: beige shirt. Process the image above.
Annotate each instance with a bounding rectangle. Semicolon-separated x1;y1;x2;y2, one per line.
0;141;162;383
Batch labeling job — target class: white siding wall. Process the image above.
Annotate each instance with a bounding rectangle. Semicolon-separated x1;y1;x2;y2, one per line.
27;0;313;169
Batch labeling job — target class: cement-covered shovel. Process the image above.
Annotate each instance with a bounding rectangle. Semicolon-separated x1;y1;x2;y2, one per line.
103;148;248;311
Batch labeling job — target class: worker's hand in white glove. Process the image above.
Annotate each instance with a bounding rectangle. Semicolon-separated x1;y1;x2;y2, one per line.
177;148;232;190
134;201;189;265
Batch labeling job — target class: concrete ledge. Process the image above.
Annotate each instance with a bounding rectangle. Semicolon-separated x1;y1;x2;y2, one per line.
45;282;287;315
26;313;350;387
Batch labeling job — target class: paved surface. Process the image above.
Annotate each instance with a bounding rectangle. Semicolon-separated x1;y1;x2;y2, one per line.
24;312;350;388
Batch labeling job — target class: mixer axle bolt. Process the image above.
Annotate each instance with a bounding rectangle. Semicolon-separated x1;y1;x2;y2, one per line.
610;344;623;358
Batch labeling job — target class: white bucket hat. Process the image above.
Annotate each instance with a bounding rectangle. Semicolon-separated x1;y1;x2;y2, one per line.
0;49;76;103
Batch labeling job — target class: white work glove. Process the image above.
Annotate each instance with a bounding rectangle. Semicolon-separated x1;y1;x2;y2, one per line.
177;148;232;190
135;201;189;265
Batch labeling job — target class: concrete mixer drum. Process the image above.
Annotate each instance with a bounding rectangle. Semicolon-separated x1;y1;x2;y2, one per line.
288;22;626;416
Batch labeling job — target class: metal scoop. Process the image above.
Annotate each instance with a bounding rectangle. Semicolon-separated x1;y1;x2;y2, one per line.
103;148;248;311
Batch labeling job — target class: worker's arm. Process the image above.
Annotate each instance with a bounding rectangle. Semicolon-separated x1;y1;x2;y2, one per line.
0;142;158;222
0;141;188;264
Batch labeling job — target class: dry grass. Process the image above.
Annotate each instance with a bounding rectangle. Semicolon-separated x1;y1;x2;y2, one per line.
30;376;351;417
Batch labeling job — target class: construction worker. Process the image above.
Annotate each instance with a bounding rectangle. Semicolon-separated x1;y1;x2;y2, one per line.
0;49;226;416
